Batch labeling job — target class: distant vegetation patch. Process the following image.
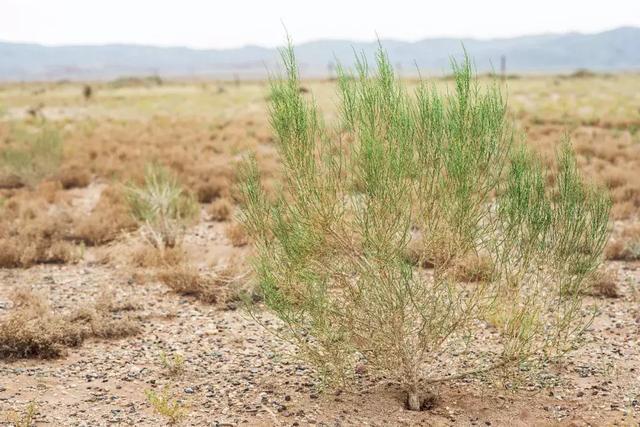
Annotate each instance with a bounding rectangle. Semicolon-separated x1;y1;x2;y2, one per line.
108;75;163;89
0;125;62;188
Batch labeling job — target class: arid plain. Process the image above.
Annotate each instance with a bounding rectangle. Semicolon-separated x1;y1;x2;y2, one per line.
1;73;640;425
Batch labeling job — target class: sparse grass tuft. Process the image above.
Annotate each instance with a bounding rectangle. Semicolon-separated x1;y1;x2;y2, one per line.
127;164;198;250
145;386;188;425
160;351;186;377
5;400;38;427
67;307;141;339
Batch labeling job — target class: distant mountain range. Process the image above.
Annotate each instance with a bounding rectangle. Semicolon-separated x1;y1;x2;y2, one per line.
1;27;639;81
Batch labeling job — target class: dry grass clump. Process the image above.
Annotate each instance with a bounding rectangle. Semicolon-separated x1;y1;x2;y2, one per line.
189;159;235;203
452;253;496;283
196;178;229;203
585;268;620;298
224;222;249;247
0;289;140;359
0;196;80;268
602;168;630;190
0;289;84;358
0;238;77;268
156;266;219;303
405;237;495;281
156;263;243;305
131;245;186;268
207;198;233;222
611;200;636;220
610;183;640;220
605;224;640;261
67;307;140;340
160;351;186;378
73;185;137;245
529;126;640;220
56;164;91;189
597;166;640;219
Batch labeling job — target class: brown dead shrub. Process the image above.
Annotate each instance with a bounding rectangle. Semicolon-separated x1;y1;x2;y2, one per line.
0;174;23;189
0;196;79;268
611;201;635;220
207;198;233;222
156;266;218;303
0;309;84;359
602;168;629;190
0;239;21;267
67;307;140;339
225;222;249;247
452;254;496;283
131;246;186;268
0;289;140;359
156;262;245;305
35;180;64;204
73;186;137;245
56;165;91;189
605;224;640;261
403;235;433;268
585;268;620;298
196;178;229;203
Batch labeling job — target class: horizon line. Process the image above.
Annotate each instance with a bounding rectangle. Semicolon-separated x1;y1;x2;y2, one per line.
0;25;636;51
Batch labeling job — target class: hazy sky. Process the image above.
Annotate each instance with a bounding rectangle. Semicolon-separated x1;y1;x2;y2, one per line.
1;0;639;49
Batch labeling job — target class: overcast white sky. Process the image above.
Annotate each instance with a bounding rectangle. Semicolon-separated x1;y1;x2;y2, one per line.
1;0;639;49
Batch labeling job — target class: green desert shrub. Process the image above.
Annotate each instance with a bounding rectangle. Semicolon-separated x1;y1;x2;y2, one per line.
0;126;63;186
127;164;198;249
239;43;610;410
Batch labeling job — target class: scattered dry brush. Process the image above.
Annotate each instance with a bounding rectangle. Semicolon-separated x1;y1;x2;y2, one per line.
0;289;140;359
